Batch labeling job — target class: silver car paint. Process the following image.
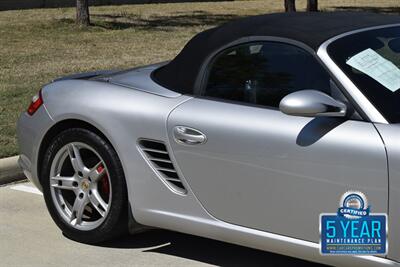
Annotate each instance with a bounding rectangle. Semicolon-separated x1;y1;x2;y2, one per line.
374;124;400;262
167;97;388;243
279;89;347;117
17;39;400;266
17;105;54;190
103;63;180;98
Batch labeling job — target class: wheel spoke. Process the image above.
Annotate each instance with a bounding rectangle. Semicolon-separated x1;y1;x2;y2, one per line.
89;161;106;182
50;175;77;191
67;144;89;174
50;142;112;229
89;190;108;217
70;195;87;225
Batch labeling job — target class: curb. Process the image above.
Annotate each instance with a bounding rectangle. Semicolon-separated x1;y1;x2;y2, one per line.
0;156;25;185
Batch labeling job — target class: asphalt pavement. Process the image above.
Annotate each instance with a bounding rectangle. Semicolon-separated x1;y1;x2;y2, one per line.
0;181;323;267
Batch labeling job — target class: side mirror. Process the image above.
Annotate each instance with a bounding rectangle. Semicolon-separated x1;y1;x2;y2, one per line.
279;90;347;118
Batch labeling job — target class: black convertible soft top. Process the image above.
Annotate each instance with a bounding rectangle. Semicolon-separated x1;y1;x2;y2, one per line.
153;12;400;95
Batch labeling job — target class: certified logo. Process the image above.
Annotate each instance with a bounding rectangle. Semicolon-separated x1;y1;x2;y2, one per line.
320;191;387;255
338;191;369;219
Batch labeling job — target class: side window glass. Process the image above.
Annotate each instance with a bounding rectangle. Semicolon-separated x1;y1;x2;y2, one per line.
204;42;333;108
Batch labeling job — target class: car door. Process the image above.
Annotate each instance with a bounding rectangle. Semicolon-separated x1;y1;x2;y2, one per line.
167;41;388;243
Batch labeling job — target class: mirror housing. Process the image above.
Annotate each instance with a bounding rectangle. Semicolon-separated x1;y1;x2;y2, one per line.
279;90;347;118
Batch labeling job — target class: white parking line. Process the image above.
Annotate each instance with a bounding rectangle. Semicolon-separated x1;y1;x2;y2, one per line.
10;184;42;195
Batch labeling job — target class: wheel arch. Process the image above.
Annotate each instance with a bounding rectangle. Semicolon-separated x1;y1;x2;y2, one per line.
37;118;146;234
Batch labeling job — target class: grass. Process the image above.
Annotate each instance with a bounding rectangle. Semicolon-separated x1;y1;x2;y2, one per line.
0;0;399;158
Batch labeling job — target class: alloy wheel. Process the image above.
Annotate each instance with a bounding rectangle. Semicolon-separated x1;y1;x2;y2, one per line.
49;142;112;231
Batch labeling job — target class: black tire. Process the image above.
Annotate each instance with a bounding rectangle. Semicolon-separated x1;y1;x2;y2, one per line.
41;128;128;244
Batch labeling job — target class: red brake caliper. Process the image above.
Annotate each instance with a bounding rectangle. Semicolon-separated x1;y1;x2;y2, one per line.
96;164;110;196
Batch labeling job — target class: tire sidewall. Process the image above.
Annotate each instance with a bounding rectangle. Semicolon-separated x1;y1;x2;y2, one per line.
41;128;127;243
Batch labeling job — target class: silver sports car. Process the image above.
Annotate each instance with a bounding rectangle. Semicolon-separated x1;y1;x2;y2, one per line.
17;12;400;266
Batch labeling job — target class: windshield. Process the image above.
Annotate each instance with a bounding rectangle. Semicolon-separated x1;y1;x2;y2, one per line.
327;26;400;123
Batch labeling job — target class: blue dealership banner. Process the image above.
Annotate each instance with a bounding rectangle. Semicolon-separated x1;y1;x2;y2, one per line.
320;191;387;255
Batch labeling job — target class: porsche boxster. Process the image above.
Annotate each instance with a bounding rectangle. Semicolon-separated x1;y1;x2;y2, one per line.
17;12;400;266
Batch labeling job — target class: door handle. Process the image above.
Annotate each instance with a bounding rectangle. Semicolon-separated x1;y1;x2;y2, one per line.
173;126;207;145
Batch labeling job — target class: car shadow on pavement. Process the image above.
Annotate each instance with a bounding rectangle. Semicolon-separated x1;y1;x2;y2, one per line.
97;229;327;266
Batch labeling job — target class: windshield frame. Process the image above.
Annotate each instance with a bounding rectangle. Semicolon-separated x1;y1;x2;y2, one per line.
317;23;400;124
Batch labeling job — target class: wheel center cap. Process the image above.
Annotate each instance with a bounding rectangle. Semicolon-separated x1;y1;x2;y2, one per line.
81;180;90;191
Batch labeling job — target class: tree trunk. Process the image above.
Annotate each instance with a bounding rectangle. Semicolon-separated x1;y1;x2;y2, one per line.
307;0;318;12
76;0;90;26
284;0;296;12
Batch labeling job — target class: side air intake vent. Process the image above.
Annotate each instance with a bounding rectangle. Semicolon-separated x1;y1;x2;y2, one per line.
138;139;186;194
